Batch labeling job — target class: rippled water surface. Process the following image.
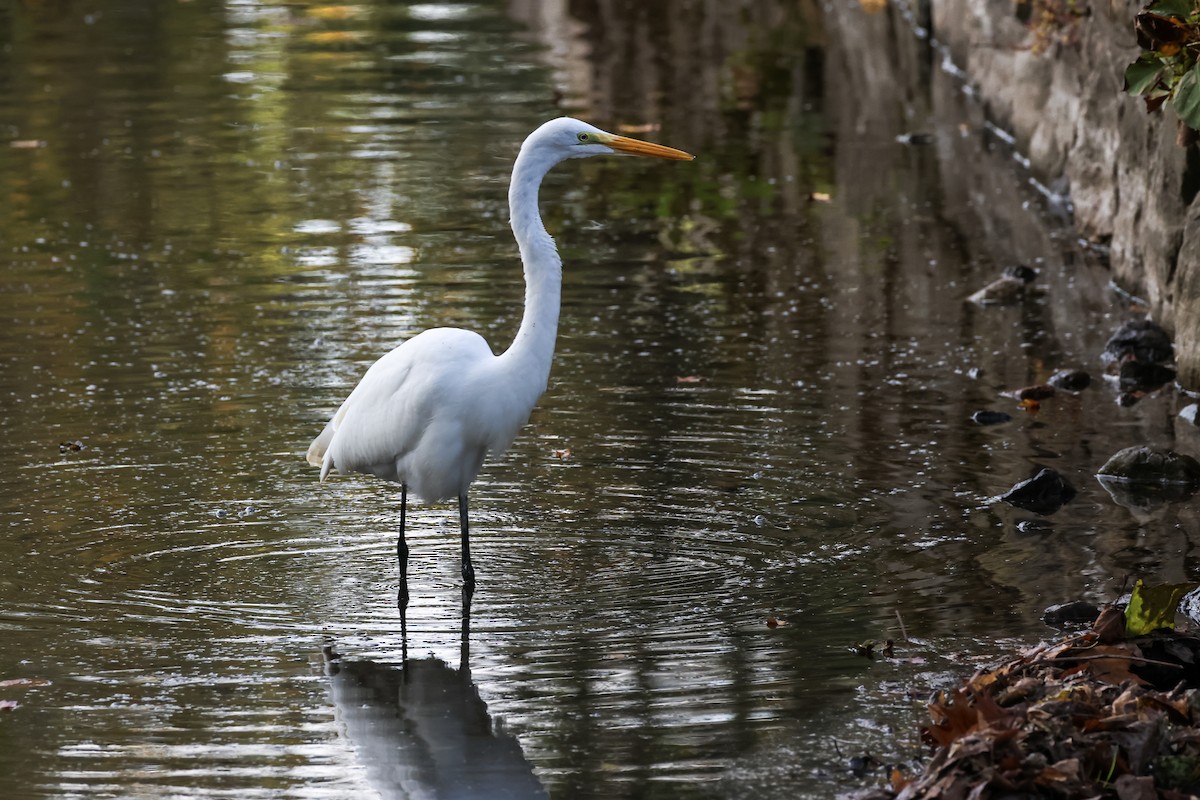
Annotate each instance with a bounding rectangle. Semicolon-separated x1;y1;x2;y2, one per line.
2;2;1198;798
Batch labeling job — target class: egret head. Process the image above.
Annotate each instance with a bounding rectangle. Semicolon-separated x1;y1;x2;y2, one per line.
526;117;694;163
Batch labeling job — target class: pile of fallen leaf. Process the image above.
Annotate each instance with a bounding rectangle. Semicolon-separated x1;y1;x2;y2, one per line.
858;596;1200;799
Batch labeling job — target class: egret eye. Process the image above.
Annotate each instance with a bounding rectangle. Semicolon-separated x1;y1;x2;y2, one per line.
577;132;589;143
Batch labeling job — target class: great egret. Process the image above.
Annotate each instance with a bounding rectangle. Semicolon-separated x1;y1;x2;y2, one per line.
307;117;693;610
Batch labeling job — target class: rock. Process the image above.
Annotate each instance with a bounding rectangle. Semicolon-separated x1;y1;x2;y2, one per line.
1181;403;1200;425
999;468;1077;516
1048;369;1090;392
1118;360;1176;392
1114;775;1157;800
1003;384;1056;401
967;264;1038;306
1096;446;1200;485
1181;587;1200;627
971;410;1012;425
1102;319;1174;365
1096;446;1200;514
1042;601;1101;628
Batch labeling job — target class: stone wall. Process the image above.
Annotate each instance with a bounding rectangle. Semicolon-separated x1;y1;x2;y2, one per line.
923;0;1200;386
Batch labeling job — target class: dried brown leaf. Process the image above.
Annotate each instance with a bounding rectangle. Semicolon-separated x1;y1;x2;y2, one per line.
1093;605;1127;644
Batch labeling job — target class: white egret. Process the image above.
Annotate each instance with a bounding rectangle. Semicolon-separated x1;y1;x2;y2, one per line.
307;117;693;610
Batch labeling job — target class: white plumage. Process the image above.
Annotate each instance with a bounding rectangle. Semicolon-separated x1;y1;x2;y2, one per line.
306;117;693;603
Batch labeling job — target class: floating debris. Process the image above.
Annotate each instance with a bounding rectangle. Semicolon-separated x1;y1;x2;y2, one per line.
967;264;1038;306
859;597;1200;799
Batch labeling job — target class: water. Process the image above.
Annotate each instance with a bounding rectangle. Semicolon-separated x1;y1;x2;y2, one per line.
1;1;1196;798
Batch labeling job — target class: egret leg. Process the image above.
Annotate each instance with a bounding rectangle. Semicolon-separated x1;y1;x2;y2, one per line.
458;493;476;589
459;584;472;672
398;484;409;617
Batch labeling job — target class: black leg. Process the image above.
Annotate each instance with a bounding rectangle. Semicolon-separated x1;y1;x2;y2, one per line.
458;493;476;588
459;583;472;673
398;484;409;619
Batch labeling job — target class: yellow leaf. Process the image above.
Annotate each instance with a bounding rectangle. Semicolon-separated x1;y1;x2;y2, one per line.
1124;579;1198;636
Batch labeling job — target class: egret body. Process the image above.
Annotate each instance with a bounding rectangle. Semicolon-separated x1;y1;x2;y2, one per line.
307;117;693;610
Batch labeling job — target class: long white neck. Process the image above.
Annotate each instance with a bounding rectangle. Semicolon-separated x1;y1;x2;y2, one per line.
499;142;563;397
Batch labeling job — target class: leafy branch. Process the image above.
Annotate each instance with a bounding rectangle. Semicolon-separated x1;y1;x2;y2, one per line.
1124;0;1200;136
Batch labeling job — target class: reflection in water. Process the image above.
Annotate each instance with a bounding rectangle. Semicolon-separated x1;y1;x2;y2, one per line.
1;1;1198;799
324;595;548;800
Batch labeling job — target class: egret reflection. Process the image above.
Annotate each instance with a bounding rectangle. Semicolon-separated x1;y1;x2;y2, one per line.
323;605;547;800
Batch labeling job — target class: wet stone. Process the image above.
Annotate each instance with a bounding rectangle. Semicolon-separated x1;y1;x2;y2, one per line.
1048;369;1090;392
1118;360;1176;392
1041;600;1101;627
971;410;1012;425
1015;384;1056;401
1102;318;1174;364
1096;446;1200;486
1181;588;1200;627
1096;446;1200;512
999;468;1077;516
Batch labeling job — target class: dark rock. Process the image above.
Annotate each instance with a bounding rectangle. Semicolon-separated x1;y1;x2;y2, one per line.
999;468;1077;516
1118;360;1176;392
1005;264;1039;283
1102;318;1174;365
1096;446;1200;514
1042;601;1101;628
971;410;1012;425
1018;384;1055;401
1096;446;1200;485
1048;369;1090;392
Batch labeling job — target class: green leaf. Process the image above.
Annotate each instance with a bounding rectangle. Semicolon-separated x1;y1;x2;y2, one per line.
1172;64;1200;129
1148;0;1198;18
1125;55;1166;95
1124;579;1198;636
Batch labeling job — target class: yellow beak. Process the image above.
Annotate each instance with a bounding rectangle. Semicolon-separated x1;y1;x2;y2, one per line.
602;133;695;161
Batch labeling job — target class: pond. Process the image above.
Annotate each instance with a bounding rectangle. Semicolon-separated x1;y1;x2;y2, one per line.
1;1;1196;798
